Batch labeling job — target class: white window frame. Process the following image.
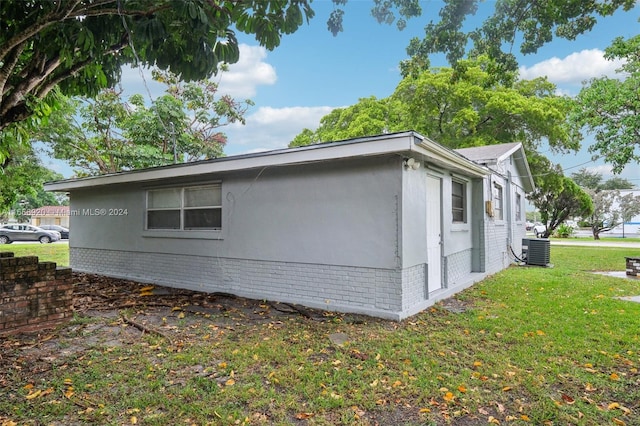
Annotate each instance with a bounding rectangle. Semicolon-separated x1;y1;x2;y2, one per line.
493;182;503;221
144;183;222;230
515;192;522;222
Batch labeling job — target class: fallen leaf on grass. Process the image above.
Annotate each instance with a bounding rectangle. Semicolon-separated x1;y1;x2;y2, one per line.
610;373;620;381
608;402;631;414
295;412;314;419
488;416;500;424
25;390;42;400
613;419;626;426
350;349;368;361
561;394;575;404
443;392;455;402
351;406;365;419
585;383;596;392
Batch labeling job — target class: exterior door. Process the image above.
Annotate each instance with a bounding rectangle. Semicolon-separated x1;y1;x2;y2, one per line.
426;175;442;293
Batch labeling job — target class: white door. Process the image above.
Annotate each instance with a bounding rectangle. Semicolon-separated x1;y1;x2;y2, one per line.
426;175;442;293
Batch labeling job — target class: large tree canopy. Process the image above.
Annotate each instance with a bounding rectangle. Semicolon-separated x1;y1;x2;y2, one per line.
569;35;640;173
291;58;577;157
404;0;637;74
0;0;314;137
37;69;251;176
0;142;63;214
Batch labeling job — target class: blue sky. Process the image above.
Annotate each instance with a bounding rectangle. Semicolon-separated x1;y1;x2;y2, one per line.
50;0;640;184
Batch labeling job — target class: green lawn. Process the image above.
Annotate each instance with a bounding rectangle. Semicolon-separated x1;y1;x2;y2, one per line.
1;244;640;425
0;242;69;266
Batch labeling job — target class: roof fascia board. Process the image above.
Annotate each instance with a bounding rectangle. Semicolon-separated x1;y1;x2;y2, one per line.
413;139;489;177
45;132;419;191
496;143;522;163
512;145;535;192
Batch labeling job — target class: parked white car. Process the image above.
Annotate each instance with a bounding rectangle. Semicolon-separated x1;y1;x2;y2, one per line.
532;223;547;238
565;220;578;229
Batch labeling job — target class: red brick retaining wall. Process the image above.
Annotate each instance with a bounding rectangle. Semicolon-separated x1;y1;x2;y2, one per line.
0;252;73;336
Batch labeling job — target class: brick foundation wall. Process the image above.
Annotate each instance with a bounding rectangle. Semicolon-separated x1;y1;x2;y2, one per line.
71;247;406;319
626;257;640;277
0;252;73;336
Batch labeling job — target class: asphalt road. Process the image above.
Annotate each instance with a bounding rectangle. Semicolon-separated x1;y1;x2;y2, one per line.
0;240;68;245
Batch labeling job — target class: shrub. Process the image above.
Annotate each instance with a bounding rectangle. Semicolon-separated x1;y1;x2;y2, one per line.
554;223;575;238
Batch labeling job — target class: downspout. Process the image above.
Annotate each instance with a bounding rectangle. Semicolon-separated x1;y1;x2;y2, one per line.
506;170;513;247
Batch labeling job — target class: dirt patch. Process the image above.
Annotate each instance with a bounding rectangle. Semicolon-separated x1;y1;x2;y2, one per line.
438;296;474;314
0;273;339;386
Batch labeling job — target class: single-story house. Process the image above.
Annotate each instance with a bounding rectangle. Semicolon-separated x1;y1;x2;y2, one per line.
28;205;71;228
45;131;534;320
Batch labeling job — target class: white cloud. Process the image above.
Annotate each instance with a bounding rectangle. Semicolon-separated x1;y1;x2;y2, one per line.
217;44;277;98
224;106;336;154
519;49;625;85
118;44;276;101
575;163;638;183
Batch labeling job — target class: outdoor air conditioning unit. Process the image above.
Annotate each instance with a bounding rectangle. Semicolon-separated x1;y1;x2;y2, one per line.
522;238;550;266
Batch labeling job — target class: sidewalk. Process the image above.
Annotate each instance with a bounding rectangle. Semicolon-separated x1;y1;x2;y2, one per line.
549;239;640;249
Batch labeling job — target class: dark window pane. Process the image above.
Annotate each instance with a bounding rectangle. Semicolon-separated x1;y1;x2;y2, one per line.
452;181;463;197
147;210;180;229
184;208;221;229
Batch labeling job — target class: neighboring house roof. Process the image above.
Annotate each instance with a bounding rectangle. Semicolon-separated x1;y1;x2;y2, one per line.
455;142;535;193
27;206;70;216
44;131;492;191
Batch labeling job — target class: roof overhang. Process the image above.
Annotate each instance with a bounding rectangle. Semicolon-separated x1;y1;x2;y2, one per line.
493;144;535;193
44;131;490;192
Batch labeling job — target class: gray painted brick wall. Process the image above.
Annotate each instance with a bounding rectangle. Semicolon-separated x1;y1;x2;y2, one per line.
444;249;472;287
401;263;427;311
71;247;405;319
484;222;509;274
